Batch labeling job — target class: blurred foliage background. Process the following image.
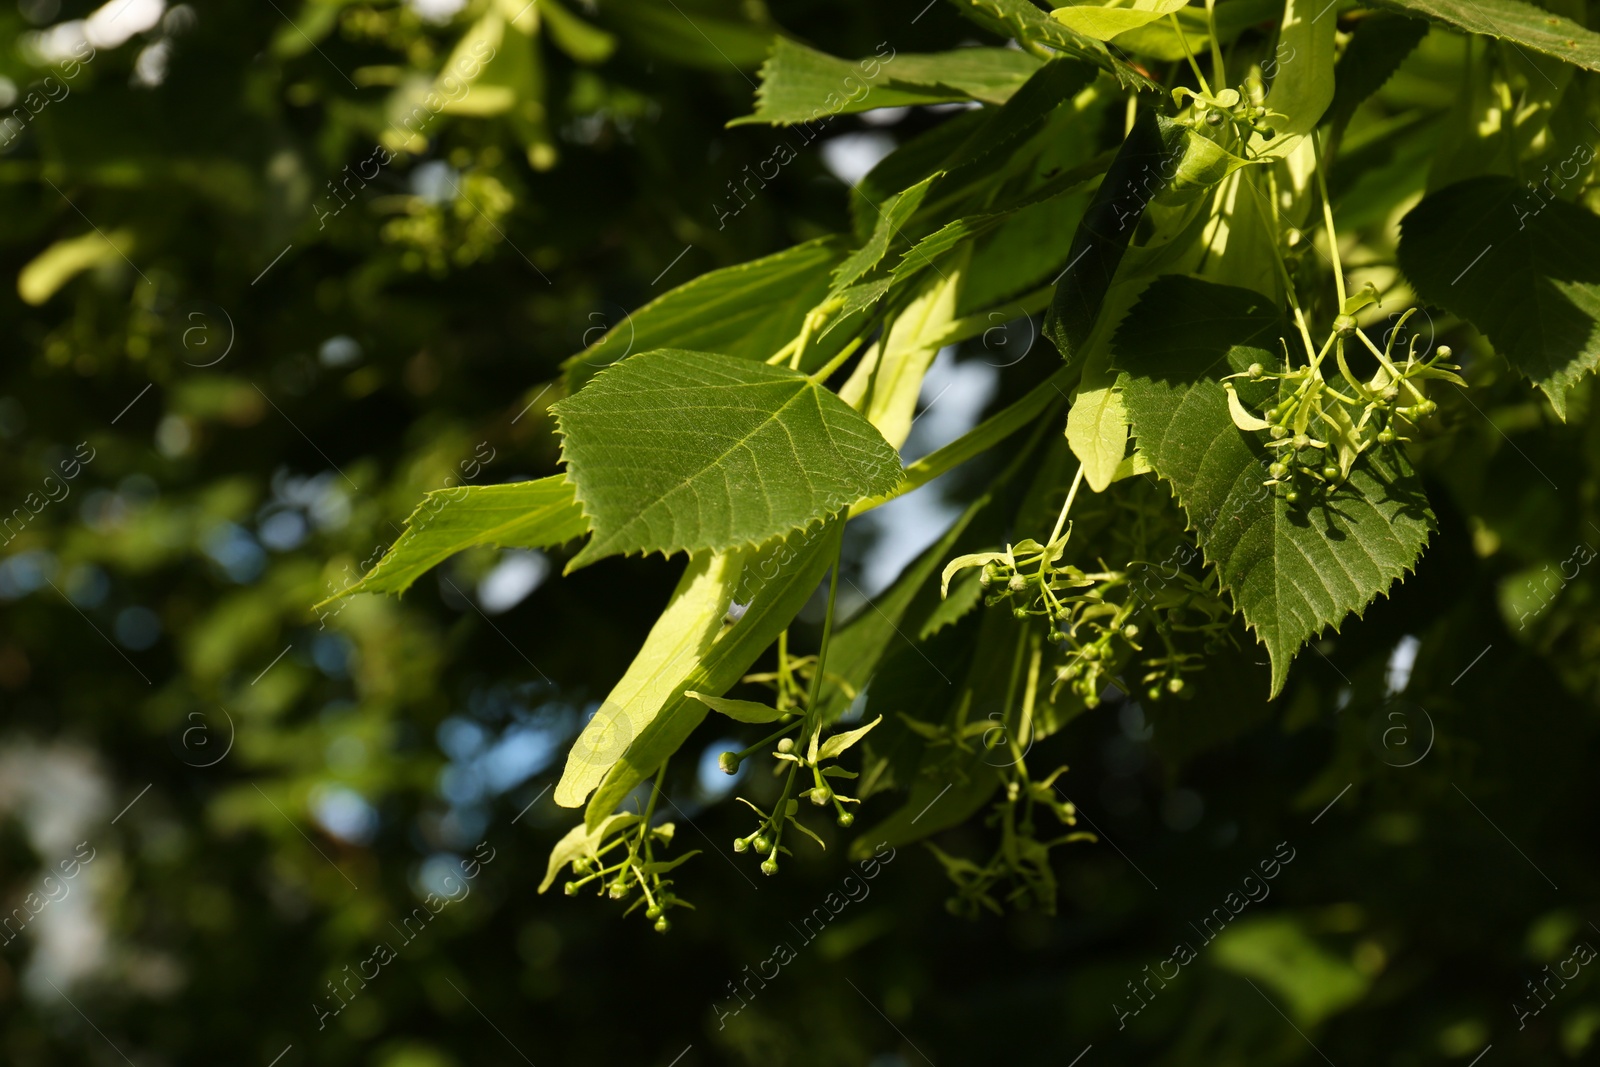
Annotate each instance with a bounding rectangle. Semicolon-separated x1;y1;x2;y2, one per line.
3;1;1600;1065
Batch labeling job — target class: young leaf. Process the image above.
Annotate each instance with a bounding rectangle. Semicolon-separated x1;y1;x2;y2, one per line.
554;550;744;808
731;38;1043;126
538;813;638;893
1050;0;1191;43
942;550;1010;598
1398;175;1600;419
683;691;786;723
319;477;588;605
639;851;701;876
563;238;847;392
1366;0;1600;71
555;349;903;567
1065;279;1150;491
816;715;883;761
1115;277;1434;696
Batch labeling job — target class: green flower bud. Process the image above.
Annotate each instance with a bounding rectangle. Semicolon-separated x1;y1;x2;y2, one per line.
1012;606;1029;620
836;811;855;828
1205;109;1224;127
718;751;741;775
1377;428;1396;444
1248;363;1265;379
1008;573;1027;593
1269;462;1289;480
1322;464;1340;481
760;857;779;876
1146;686;1163;702
564;881;579;896
776;737;795;754
1436;345;1453;359
608;883;627;900
1261;127;1276;139
1285;489;1301;504
810;786;832;806
646;904;662;920
654;916;671;933
1333;314;1357;335
733;836;748;853
1167;677;1185;694
753;834;773;855
1122;623;1140;639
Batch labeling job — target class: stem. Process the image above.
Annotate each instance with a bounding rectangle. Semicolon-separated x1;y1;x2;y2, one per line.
736;718;803;761
803;522;846;732
807;335;866;384
1011;631;1042;779
850;364;1076;517
1049;465;1087;547
1312;131;1347;311
1169;13;1211;96
1203;0;1226;89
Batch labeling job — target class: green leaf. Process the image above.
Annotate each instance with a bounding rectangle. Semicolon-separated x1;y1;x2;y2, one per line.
19;229;137;306
1398;175;1600;419
584;523;842;829
606;0;776;70
319;477;588;605
1048;109;1184;365
839;260;966;450
1050;0;1191;43
936;57;1099;181
1367;0;1600;71
639;850;701;876
1067;382;1131;493
563;237;846;392
920;571;984;639
853;109;989;239
539;0;617;64
1252;0;1338;160
941;550;1010;598
1212;915;1371;1026
555;349;903;566
1115;277;1434;696
832;176;936;293
817;715;883;761
946;0;1163;91
732;38;1043;126
1111;0;1281;62
849;752;1000;860
554;550;744;807
1164;125;1256;203
1326;12;1431;138
684;691;785;723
